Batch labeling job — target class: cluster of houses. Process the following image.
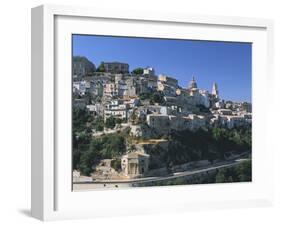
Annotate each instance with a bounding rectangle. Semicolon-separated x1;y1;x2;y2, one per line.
73;57;252;179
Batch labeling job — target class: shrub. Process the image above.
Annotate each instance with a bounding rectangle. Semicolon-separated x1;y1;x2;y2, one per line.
111;159;122;172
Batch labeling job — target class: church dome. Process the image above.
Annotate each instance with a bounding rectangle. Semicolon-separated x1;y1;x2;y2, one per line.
188;76;197;89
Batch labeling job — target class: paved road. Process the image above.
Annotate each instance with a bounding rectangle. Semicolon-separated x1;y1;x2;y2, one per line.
73;158;249;191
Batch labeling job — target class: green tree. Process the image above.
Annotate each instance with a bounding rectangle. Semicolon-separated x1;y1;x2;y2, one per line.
101;134;126;158
92;116;104;132
130;109;139;124
97;62;105;72
132;67;144;75
151;92;164;104
236;160;252;181
139;92;152;100
111;159;122;171
213;160;252;184
215;169;227;183
79;137;105;175
164;127;251;168
72;108;92;133
115;118;122;124
105;116;116;129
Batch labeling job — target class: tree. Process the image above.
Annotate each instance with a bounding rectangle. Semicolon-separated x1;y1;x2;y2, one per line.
162;126;252;168
94;122;104;132
76;131;127;176
151;92;164;104
79;151;93;175
101;134;126;158
92;117;104;132
111;159;122;171
130;109;138;124
97;62;105;72
139;92;152;100
236;160;252;181
72;108;92;133
132;67;144;75
105;116;116;129
213;160;252;184
78;138;104;175
115;118;122;124
215;169;227;183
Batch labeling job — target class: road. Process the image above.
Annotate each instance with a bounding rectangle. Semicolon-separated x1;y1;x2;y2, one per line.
92;123;130;137
73;158;250;191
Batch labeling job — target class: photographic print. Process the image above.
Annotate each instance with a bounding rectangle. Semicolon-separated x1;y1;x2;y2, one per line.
72;35;252;191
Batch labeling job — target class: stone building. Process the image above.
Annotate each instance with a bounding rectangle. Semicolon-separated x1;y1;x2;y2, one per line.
124;77;138;97
146;75;158;90
103;62;129;74
146;113;207;134
116;79;127;97
89;81;103;96
158;74;178;88
138;78;150;94
220;115;247;129
186;76;211;108
104;82;118;97
211;114;251;129
157;82;177;96
121;151;150;178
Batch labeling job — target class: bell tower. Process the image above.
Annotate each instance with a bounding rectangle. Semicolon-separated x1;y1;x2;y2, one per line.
212;82;219;98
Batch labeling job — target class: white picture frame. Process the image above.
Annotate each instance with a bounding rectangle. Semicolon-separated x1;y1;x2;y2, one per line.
31;4;274;221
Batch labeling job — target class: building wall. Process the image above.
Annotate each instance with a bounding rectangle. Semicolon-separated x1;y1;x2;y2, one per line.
158;74;178;87
104;62;129;74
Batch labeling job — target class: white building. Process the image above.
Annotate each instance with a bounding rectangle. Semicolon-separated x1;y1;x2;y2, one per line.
86;103;104;116
73;81;91;95
222;116;246;129
214;101;225;109
143;67;155;76
218;109;233;115
104;100;129;120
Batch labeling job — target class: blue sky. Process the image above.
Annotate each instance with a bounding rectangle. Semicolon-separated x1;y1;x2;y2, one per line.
73;34;252;102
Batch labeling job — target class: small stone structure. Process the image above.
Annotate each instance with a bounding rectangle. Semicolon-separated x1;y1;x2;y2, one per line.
121;151;150;178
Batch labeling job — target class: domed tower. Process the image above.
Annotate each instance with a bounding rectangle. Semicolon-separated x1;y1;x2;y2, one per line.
212;82;219;98
188;75;198;89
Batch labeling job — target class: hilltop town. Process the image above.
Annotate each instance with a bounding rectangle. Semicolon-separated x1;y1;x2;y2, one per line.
72;56;252;186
